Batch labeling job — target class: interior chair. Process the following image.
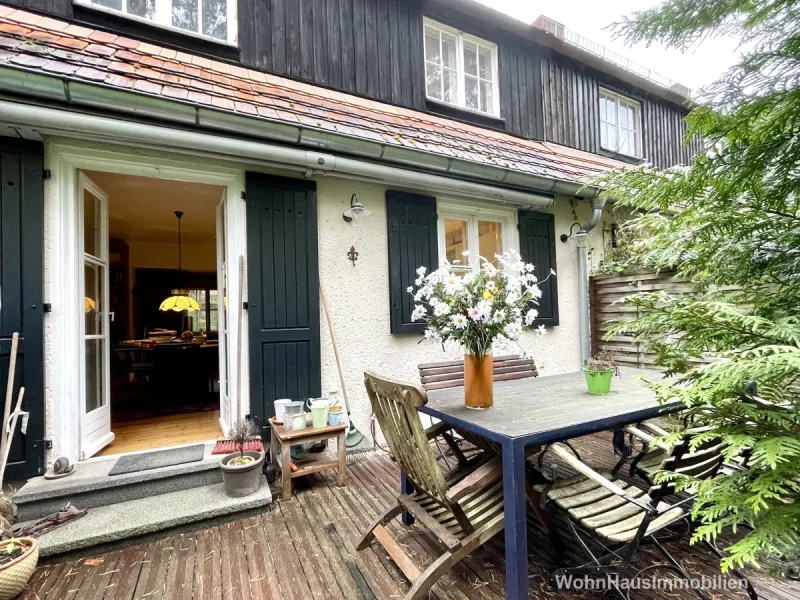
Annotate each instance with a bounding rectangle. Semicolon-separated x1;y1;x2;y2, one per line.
360;371;533;600
535;431;758;600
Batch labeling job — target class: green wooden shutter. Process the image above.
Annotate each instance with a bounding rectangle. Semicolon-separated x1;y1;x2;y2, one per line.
518;211;559;327
386;191;438;334
0;138;45;478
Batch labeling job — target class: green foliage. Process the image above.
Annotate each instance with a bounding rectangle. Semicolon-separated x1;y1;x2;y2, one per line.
596;0;800;574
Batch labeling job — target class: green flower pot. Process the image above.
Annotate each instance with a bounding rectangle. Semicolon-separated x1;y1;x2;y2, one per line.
584;369;613;395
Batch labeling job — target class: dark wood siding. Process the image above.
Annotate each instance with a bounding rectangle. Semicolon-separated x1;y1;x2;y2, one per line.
541;52;701;169
15;0;697;168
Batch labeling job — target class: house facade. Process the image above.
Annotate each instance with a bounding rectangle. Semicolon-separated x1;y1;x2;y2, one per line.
0;0;695;478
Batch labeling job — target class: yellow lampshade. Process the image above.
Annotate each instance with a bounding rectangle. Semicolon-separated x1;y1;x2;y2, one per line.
159;289;200;312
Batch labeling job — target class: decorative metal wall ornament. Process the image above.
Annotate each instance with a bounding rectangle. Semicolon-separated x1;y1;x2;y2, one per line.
347;246;359;266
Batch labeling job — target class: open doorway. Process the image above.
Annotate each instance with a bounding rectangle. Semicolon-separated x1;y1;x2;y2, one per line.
79;170;228;457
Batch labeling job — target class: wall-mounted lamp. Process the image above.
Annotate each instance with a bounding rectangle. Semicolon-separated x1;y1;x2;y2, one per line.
560;222;588;243
342;194;371;223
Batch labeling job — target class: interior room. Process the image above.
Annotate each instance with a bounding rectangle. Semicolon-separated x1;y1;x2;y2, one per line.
82;170;226;457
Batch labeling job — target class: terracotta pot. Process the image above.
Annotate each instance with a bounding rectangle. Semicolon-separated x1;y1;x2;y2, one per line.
464;353;493;409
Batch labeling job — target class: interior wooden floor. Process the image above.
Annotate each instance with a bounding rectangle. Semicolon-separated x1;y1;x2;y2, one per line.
95;410;222;457
23;432;797;600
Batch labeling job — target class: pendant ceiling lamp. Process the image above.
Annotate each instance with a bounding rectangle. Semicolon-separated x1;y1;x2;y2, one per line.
159;210;200;312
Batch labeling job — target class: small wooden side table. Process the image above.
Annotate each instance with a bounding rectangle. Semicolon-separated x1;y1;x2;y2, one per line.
269;418;348;500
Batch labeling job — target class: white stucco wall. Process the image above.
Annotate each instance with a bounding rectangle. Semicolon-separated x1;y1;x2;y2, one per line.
39;136;609;462
314;177;607;436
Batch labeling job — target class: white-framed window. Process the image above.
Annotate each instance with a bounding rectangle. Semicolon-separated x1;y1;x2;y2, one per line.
599;88;642;158
75;0;238;45
423;18;499;117
437;201;516;271
187;288;219;332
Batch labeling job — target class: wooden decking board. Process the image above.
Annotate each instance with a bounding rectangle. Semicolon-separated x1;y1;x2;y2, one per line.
21;432;800;600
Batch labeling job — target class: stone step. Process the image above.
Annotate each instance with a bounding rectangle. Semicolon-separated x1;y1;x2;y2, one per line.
24;478;271;558
14;443;226;521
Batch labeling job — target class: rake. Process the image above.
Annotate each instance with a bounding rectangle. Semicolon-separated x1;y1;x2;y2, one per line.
320;281;373;462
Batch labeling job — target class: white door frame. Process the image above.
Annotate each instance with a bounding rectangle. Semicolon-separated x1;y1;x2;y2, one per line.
78;172;114;458
44;139;248;464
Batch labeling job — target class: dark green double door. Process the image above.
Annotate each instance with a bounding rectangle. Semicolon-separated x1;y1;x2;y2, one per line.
0;138;45;479
246;174;321;435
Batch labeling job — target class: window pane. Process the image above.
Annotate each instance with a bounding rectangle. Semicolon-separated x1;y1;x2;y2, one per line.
203;0;227;39
441;32;457;69
173;0;199;32
128;0;155;19
84;188;100;258
84;262;101;336
478;46;492;80
480;80;493;114
619;105;628;128
619;131;629;155
85;338;105;413
465;76;479;110
463;41;478;76
478;221;502;266
426;64;442;100
607;125;617;151
599;96;607;122
92;0;122;9
444;219;469;264
605;98;616;124
443;69;458;103
210;290;219;331
424;28;441;65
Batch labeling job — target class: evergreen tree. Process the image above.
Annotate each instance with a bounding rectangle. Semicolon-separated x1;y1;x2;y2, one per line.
595;0;800;572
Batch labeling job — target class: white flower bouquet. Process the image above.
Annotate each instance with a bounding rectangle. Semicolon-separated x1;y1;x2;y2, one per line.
409;250;550;357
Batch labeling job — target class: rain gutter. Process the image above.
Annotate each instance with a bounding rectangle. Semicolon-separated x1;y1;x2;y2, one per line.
0;67;602;205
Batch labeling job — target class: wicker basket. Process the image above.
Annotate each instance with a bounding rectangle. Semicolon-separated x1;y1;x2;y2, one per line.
0;537;38;600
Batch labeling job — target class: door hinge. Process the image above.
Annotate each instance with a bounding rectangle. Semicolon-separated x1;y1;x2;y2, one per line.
242;301;248;310
42;303;52;312
241;191;247;200
44;439;53;450
43;169;51;180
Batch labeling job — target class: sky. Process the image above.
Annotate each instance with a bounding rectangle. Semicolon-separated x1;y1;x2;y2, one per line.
476;0;743;92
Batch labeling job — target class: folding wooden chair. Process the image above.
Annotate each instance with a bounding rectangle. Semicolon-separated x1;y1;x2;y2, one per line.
535;430;758;600
360;371;530;600
418;355;538;458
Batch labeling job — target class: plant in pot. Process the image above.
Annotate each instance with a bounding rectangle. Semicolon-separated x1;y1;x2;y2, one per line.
220;419;265;498
583;351;620;395
0;537;38;600
410;250;550;409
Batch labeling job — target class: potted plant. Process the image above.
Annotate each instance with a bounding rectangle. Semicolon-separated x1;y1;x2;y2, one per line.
0;537;38;600
220;419;265;497
410;250;550;409
583;351;620;395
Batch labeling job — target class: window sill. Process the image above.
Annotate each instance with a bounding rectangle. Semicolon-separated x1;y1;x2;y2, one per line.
598;147;645;165
425;98;506;130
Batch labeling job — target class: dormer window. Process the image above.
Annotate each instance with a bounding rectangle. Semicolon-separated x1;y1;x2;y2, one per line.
76;0;237;44
423;18;499;117
599;88;642;158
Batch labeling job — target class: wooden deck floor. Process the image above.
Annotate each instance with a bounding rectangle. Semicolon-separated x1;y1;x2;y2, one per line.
21;432;799;600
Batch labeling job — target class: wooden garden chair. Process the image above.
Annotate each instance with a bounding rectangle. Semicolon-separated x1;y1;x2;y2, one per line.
418;355;538;458
535;432;758;600
360;371;532;600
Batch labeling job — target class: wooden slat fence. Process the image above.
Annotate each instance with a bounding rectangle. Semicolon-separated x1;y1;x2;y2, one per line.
589;270;694;367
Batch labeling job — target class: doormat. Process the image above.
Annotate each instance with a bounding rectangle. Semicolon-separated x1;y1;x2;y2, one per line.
108;444;205;476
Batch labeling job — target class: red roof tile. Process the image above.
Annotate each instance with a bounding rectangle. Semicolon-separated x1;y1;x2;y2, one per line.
0;7;625;184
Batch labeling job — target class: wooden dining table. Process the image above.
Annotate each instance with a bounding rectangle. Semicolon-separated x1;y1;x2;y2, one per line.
415;367;682;600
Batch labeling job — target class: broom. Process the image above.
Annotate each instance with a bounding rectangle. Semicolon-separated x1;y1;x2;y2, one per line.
320;281;373;461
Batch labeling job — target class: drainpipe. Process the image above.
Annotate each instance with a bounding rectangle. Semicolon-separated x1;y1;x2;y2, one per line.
575;195;606;364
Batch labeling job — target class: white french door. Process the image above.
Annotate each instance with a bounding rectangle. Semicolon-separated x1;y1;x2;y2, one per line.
216;193;231;432
79;172;114;459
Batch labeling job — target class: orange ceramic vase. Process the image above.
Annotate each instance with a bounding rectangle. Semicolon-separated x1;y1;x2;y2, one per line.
464;353;493;409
